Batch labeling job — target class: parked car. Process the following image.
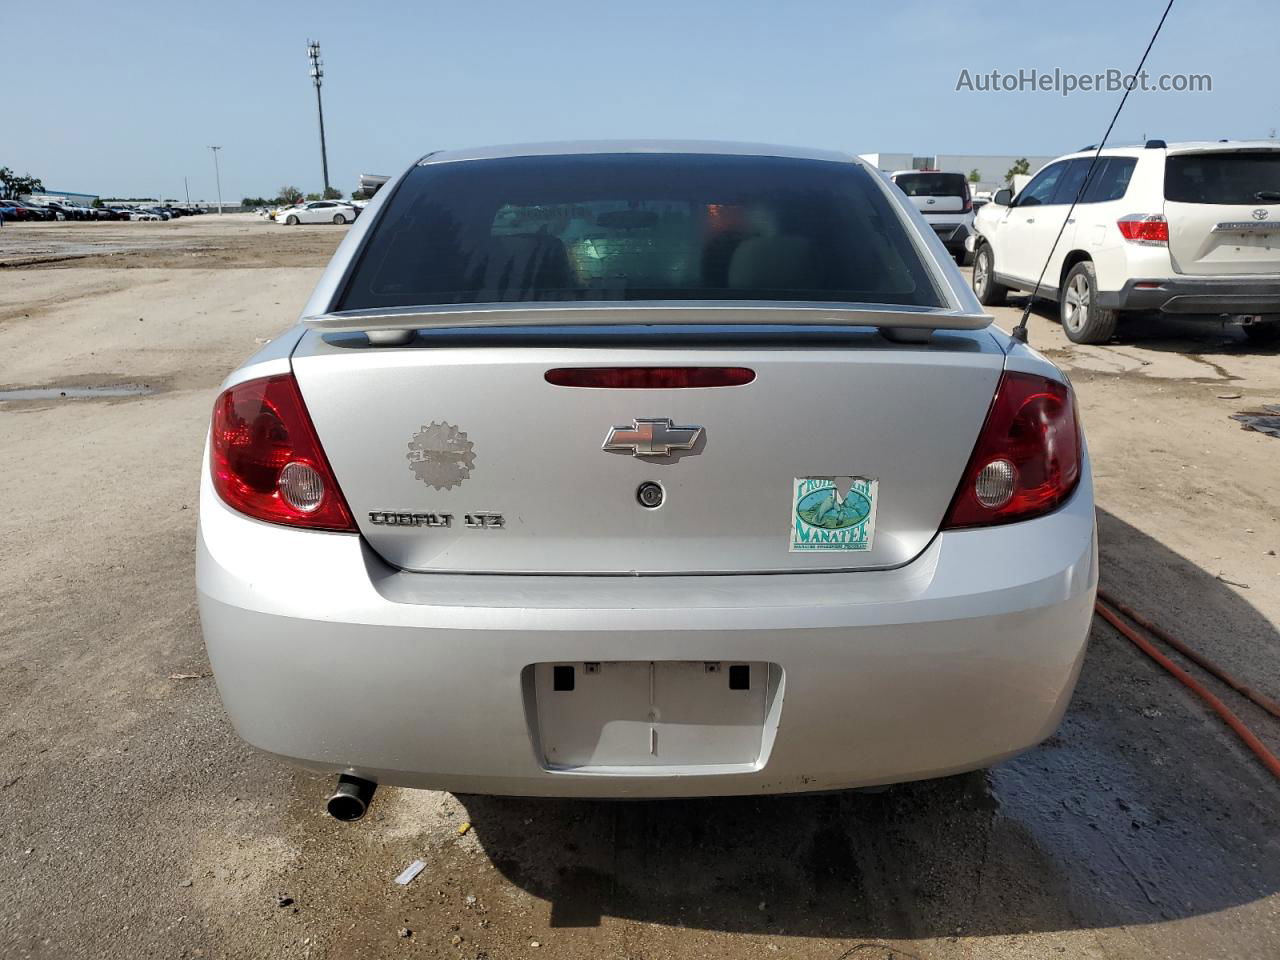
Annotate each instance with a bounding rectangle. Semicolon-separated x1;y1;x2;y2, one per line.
198;141;1096;814
1;199;51;221
127;208;160;221
41;201;84;221
25;201;57;221
277;200;357;225
971;140;1280;344
21;201;54;221
890;170;975;265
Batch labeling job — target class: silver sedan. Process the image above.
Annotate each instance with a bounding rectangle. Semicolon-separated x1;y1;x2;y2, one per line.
197;141;1096;818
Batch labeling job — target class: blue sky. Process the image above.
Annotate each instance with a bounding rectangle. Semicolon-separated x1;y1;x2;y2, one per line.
7;0;1274;201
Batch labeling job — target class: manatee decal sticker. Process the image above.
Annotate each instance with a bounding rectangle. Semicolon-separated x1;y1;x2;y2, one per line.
790;476;878;552
406;421;476;490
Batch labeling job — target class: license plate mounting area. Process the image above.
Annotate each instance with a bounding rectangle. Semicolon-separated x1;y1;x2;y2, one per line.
528;660;779;772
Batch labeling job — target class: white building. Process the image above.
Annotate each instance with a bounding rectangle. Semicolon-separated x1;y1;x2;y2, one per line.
859;153;1057;192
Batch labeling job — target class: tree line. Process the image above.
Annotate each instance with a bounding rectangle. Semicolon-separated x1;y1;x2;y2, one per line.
4;167;366;208
0;167;45;199
241;185;355;208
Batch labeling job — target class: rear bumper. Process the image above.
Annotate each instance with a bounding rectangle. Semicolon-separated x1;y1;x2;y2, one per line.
1098;276;1280;316
928;219;973;251
197;459;1097;798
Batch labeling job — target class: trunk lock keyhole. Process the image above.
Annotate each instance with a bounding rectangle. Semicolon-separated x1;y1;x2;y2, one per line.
636;481;664;509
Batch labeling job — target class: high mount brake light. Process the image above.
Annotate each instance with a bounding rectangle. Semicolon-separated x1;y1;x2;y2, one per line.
545;367;756;389
210;374;355;531
942;371;1081;529
1117;214;1169;245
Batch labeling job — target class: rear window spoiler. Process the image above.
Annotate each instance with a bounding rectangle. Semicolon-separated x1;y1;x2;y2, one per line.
302;302;993;345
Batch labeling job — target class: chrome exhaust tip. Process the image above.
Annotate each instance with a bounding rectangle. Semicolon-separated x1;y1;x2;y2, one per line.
326;774;376;821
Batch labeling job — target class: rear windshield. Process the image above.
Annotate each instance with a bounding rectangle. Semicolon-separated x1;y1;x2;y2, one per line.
1165;152;1280;204
893;173;969;199
337;154;944;311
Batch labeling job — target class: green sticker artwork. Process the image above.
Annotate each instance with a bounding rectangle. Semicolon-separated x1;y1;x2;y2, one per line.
790;477;878;552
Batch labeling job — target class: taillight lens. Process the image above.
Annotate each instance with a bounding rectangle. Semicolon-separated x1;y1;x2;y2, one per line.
210;374;355;531
1117;214;1169;245
942;371;1081;529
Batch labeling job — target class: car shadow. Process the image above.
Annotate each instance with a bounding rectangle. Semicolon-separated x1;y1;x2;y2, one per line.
1011;292;1280;357
456;508;1280;937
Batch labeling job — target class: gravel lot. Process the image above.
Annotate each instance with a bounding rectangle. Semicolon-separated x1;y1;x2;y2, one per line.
2;215;1278;959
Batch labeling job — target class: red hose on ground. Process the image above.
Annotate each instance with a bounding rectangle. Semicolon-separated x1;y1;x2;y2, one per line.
1094;597;1280;781
1097;587;1280;720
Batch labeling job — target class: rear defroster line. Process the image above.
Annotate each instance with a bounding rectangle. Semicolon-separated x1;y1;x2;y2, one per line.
1094;592;1280;782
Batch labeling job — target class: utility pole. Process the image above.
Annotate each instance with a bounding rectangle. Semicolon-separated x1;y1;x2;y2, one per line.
307;40;331;195
184;177;191;206
208;146;223;214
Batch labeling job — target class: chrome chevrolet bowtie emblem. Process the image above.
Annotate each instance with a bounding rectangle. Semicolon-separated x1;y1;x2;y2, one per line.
602;418;703;457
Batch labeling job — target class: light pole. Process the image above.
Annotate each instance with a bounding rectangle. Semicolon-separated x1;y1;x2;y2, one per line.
208;146;223;214
307;40;331;195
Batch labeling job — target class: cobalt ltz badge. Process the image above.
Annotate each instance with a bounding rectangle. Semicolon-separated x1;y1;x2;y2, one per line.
406;421;476;490
790;476;878;552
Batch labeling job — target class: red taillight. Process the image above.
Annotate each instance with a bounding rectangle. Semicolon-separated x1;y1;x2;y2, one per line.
545;367;756;389
210;374;355;531
942;371;1081;529
1117;214;1169;245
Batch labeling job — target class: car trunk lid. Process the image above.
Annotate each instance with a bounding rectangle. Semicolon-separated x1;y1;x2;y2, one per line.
907;195;966;215
291;326;1005;575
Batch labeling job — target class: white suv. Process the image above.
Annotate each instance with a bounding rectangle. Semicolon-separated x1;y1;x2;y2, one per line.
890;170;975;265
969;141;1280;344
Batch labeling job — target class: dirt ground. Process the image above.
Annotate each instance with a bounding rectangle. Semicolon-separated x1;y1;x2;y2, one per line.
1;215;1278;960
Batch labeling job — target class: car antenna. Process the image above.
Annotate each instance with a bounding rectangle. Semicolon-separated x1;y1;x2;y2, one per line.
1010;0;1177;346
